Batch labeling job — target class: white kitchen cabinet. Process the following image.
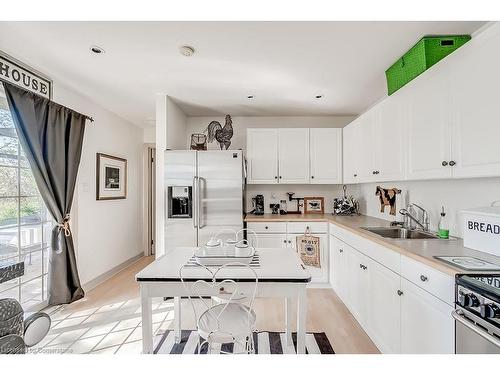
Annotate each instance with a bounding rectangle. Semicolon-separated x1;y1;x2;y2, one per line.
374;96;406;181
450;27;500;178
254;233;288;248
278;128;310;184
345;246;370;329
342;121;360;184
367;259;401;354
309;128;342;184
289;232;328;284
247;129;279;184
400;278;455;354
355;112;377;182
406;67;453;181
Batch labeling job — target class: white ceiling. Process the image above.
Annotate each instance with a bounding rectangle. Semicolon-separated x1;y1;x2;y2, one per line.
0;21;486;127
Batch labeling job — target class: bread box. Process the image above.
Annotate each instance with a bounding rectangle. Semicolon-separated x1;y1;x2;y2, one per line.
462;206;500;257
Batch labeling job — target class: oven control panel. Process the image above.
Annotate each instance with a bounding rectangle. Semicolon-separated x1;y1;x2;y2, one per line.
457;285;500;325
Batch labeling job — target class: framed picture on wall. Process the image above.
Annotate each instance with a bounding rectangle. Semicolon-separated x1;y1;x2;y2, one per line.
304;197;324;214
96;153;127;200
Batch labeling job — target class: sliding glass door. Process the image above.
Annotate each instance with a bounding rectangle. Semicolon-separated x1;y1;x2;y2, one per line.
0;86;52;311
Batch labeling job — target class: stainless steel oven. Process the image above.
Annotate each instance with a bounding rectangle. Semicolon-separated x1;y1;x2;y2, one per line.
454;274;500;354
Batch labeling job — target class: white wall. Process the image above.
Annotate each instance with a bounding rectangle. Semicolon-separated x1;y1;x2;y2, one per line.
53;82;144;286
186;115;355;214
155;95;187;256
186;115;354;151
357;177;500;238
143;127;155;143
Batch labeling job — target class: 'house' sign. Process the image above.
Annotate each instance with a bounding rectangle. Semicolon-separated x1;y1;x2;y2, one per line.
0;51;52;99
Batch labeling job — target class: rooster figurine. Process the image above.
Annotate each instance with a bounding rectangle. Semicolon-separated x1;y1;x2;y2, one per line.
205;114;234;150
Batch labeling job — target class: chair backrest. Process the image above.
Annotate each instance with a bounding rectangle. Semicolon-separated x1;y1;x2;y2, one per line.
179;261;258;339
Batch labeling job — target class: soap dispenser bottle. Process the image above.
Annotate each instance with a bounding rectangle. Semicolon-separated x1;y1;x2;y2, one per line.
438;206;450;239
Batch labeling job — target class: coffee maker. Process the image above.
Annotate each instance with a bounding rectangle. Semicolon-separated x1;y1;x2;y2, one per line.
252;195;265;215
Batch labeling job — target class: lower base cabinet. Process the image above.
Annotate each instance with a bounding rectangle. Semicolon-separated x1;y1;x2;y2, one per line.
400;278;454;354
367;259;401;354
329;233;454;354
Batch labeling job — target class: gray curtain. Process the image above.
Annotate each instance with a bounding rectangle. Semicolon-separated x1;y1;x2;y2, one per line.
3;82;87;305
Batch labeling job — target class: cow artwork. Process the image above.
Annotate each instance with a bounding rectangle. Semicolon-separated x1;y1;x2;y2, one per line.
375;186;402;216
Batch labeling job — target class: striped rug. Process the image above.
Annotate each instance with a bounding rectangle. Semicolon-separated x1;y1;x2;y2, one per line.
154;330;335;354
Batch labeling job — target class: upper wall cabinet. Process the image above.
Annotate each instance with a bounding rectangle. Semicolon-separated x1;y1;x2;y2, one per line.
343;98;406;183
406;67;453;180
247;128;279;184
247;128;342;184
449;26;500;179
343;22;500;183
310;128;343;184
278;128;310;184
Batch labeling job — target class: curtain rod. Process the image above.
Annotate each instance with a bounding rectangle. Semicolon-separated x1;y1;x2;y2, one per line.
2;80;94;124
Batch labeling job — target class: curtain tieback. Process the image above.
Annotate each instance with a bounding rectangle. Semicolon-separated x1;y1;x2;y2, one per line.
57;214;71;237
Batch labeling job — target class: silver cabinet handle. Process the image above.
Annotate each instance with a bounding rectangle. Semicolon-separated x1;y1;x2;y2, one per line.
420;275;428;282
442;161;448;166
397;290;403;296
449;160;456;166
339;249;343;253
452;309;500;348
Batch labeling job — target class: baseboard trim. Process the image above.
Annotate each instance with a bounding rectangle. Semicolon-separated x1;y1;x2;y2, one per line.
82;253;144;292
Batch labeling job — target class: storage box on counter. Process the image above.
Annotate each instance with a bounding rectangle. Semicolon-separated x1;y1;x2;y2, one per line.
462;206;500;257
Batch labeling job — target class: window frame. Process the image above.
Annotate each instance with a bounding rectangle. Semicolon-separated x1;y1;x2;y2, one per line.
0;87;51;312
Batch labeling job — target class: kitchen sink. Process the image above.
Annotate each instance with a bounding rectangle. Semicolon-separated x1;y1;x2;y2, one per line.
361;227;440;240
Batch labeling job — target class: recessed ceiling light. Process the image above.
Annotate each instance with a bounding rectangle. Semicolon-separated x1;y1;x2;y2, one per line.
179;45;195;57
247;95;254;99
90;45;105;54
315;95;323;99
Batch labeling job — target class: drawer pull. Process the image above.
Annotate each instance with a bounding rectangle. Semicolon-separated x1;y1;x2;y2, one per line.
283;240;287;244
339;249;343;253
265;226;269;229
359;264;367;270
397;290;404;296
420;275;428;282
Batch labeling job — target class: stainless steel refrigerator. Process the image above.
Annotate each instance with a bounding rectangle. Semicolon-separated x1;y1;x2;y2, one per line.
165;150;244;248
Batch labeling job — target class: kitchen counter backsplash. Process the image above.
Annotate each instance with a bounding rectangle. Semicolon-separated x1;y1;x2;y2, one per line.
246;184;361;215
357;177;500;239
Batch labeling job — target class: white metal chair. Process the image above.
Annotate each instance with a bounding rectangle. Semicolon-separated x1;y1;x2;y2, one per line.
179;262;258;354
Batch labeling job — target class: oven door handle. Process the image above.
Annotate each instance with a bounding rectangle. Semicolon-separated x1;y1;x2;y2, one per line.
452;309;500;348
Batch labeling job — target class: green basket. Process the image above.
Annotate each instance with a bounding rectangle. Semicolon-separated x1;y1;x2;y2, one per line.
385;35;471;95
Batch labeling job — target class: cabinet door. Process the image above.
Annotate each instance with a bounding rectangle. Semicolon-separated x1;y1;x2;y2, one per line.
400;278;454;354
356;112;377;182
367;259;401;354
342;122;360;184
290;233;328;284
256;233;288;248
374;96;406;182
278;128;310;184
330;237;348;301
310;128;342;184
247;129;279;184
345;246;370;328
406;68;453;180
450;28;500;178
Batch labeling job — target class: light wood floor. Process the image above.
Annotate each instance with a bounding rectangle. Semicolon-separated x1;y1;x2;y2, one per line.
45;256;378;354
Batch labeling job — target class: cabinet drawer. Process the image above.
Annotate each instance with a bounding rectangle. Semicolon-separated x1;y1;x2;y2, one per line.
401;256;454;305
247;222;287;233
287;221;328;233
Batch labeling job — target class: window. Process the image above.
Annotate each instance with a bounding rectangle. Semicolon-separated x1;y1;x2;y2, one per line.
0;85;52;310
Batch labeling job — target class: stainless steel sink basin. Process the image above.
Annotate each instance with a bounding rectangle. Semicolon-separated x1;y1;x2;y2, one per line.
361;227;440;240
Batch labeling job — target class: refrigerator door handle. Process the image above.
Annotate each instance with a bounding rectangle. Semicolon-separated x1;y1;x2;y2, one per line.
192;176;198;228
197;177;204;229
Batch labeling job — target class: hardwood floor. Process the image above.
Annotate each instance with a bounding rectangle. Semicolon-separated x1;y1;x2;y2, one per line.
39;256;378;354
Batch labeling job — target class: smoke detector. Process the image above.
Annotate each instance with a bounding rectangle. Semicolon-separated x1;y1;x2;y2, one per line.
179;45;195;57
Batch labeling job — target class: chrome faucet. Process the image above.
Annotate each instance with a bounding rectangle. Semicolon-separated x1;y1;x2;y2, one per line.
399;203;430;232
